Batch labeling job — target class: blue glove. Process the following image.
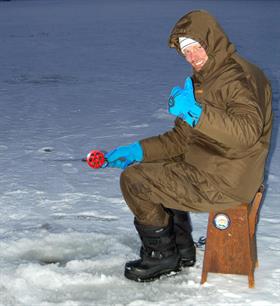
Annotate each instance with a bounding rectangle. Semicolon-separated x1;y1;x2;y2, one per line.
168;77;202;127
105;142;143;169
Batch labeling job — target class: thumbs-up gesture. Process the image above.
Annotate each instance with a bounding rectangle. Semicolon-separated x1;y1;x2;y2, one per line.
168;77;202;127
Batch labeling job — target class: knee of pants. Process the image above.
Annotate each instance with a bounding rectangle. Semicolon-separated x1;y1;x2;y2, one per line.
120;164;150;197
120;165;169;226
120;165;133;185
120;165;136;191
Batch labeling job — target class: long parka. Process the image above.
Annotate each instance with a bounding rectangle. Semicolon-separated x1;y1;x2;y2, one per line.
121;10;272;220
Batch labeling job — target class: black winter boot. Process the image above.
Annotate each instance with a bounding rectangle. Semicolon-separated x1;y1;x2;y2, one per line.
124;218;181;282
171;209;196;267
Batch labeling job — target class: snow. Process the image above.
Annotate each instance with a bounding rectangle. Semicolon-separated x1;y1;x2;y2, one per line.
0;0;279;305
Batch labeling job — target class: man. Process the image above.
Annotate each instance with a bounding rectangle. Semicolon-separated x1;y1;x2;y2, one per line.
104;10;273;282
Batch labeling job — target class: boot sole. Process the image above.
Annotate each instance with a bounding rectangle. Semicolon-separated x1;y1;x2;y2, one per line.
179;245;196;268
180;258;196;268
124;265;181;282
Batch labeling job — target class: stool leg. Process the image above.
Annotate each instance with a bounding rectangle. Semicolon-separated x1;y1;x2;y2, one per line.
249;189;263;270
201;240;209;284
248;270;255;288
201;212;213;285
201;269;208;285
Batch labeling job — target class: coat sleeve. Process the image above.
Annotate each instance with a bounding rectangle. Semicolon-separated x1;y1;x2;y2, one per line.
195;80;264;149
140;118;193;162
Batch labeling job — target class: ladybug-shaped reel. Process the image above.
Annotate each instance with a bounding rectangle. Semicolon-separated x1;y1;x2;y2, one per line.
86;150;107;169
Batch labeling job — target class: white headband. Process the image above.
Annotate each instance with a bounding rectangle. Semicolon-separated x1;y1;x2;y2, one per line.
179;37;199;52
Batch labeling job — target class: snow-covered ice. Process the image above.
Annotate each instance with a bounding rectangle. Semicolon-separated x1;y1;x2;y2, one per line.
0;0;279;305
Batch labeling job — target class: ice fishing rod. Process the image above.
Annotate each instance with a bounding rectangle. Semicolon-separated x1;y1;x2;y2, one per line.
61;150;108;169
41;148;108;169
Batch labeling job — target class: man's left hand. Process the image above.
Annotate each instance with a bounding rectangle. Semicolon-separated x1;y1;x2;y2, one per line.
168;77;202;127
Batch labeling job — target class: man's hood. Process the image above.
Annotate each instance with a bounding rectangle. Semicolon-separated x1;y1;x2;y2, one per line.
169;10;236;78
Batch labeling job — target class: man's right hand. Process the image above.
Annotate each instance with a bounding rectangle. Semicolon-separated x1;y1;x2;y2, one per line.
105;142;143;169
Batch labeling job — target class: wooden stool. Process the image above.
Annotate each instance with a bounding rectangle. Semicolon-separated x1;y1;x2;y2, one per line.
201;185;264;288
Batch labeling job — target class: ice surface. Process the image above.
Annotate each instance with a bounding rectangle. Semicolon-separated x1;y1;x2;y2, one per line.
0;0;279;305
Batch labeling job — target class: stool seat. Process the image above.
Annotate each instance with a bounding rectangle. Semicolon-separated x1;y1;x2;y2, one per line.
201;185;264;288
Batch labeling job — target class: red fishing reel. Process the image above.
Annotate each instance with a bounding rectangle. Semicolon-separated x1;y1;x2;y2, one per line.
86;150;107;169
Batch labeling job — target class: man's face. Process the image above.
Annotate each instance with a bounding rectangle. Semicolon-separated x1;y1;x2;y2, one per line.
182;43;208;71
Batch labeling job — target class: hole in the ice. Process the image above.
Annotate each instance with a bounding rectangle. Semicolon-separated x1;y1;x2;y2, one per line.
38;258;68;267
43;148;53;152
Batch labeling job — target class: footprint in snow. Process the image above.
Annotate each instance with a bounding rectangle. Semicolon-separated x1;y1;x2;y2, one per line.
0;145;8;151
53;213;119;222
62;163;78;174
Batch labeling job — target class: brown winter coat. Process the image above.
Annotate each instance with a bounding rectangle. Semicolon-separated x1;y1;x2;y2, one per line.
140;10;273;205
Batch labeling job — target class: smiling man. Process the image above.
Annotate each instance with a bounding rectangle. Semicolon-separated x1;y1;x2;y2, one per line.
103;10;273;282
179;37;208;71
